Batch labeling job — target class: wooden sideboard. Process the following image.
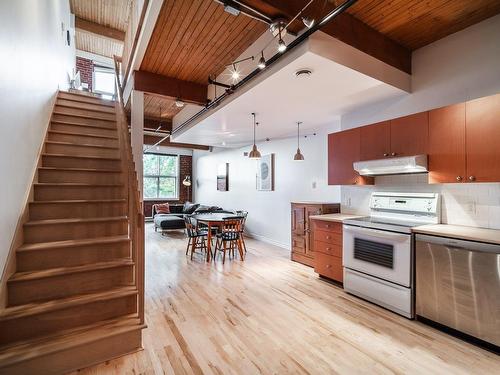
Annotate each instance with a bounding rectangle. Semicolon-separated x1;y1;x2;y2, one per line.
312;220;344;283
291;202;340;267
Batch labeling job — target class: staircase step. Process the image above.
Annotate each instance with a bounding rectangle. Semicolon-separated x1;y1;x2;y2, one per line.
23;216;128;244
52;113;116;129
51;120;117;136
38;167;123;184
0;314;144;375
34;183;125;201
48;130;118;147
42;153;121;170
17;235;130;271
29;198;127;220
7;259;135;306
45;140;120;158
56;98;115;114
58;91;115;107
54;105;116;122
0;287;137;347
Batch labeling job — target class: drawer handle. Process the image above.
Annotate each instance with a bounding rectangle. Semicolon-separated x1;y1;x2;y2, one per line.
326;247;331;251
326;236;331;239
326;264;331;268
325;224;330;228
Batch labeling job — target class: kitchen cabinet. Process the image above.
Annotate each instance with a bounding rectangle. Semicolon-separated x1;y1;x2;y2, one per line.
390;112;429;157
291;203;340;267
428;103;466;183
360;121;391;161
312;220;344;283
466;94;500;182
328;129;373;185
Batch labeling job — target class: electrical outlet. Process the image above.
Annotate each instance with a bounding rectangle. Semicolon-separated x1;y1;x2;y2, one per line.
312;181;317;189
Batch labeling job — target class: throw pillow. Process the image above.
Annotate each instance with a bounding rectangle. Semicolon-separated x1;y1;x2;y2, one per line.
183;202;200;214
155;203;170;214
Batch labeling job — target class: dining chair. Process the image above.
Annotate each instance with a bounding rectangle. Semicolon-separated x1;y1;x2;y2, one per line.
236;211;248;253
184;215;209;260
214;216;245;264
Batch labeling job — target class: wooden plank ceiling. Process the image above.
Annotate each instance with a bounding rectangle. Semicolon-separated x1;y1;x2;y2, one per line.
140;0;268;85
143;94;183;119
70;0;132;58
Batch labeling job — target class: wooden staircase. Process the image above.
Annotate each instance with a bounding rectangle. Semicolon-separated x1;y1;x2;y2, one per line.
0;91;145;374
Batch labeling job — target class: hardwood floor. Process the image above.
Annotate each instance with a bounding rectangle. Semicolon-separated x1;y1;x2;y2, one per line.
72;224;499;374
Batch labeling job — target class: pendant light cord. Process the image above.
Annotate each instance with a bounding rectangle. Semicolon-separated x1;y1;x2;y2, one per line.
297;121;302;148
252;113;256;144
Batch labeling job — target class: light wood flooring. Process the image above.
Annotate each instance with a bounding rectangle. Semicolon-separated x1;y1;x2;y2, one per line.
72;224;499;374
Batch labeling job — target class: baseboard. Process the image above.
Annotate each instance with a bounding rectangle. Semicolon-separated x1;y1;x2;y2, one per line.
244;232;290;251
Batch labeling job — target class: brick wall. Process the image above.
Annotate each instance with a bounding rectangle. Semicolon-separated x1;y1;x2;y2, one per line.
76;57;93;91
144;155;193;218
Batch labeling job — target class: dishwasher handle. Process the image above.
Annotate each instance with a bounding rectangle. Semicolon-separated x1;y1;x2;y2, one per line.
416;234;500;254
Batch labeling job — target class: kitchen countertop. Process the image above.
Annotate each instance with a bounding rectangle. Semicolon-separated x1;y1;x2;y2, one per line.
412;224;500;245
309;213;365;222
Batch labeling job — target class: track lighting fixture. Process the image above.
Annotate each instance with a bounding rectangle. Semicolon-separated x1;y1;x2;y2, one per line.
277;27;286;52
302;16;315;28
258;51;266;69
231;63;240;81
294;121;304;161
248;113;261;160
175;98;185;108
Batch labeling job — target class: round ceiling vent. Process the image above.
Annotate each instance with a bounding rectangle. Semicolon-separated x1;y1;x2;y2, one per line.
295;69;312;78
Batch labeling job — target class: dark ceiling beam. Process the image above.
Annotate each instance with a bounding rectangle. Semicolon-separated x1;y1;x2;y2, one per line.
239;0;412;74
134;70;208;106
143;135;210;150
75;17;125;42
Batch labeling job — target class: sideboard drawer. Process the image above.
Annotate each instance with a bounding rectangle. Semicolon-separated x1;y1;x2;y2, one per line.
313;220;342;233
314;252;343;282
314;241;342;257
314;230;342;246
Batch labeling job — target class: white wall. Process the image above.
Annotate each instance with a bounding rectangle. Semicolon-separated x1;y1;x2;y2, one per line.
193;123;342;249
340;15;500;229
0;1;75;273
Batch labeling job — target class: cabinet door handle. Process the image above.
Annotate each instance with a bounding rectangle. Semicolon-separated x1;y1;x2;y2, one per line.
326;264;332;269
326;247;331;251
468;176;476;182
391;152;397;156
456;176;462;182
325;224;330;228
326;236;331;239
383;153;389;157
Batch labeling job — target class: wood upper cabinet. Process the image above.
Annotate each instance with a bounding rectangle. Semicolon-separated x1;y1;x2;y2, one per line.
390;112;429;157
328;129;373;185
359;121;391;161
466;94;500;182
428;103;466;183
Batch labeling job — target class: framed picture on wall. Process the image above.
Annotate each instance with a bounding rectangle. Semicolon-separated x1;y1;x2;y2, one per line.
256;154;274;191
217;163;229;191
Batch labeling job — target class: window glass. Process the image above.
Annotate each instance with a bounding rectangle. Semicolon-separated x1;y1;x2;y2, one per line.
94;68;115;95
143;154;178;199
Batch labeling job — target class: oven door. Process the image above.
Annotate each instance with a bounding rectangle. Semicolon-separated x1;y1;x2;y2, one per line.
343;225;412;287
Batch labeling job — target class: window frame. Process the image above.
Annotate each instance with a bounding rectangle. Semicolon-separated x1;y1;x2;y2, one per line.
143;153;180;201
92;65;116;96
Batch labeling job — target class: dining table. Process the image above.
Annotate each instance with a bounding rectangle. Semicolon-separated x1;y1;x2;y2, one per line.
191;212;241;262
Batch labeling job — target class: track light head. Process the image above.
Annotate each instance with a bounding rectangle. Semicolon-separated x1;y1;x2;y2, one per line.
302;16;315;29
230;63;240;81
278;37;286;53
258;52;266;69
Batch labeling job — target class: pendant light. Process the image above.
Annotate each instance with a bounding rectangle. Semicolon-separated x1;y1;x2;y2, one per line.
277;27;286;53
294;121;304;161
248;113;261;159
258;51;266;69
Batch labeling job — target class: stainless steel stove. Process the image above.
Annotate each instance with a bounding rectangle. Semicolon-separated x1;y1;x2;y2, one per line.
342;192;440;318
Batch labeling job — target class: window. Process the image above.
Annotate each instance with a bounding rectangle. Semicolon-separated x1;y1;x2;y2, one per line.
93;66;115;96
143;154;179;199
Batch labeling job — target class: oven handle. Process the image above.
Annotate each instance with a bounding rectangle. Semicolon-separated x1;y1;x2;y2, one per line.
343;225;410;242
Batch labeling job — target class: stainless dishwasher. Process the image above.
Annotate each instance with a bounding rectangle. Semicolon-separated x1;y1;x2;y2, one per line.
415;234;500;347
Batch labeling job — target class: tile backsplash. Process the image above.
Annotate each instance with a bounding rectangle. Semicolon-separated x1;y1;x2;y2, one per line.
341;174;500;229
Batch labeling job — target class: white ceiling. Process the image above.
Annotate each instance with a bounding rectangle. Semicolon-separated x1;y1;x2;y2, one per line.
172;38;407;148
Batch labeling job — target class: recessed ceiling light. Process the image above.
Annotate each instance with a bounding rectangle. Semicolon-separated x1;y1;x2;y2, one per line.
295;69;312;78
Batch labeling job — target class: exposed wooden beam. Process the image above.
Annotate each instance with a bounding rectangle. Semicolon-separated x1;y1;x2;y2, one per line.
75;17;125;42
239;0;411;74
143;135;210;151
134;70;208;106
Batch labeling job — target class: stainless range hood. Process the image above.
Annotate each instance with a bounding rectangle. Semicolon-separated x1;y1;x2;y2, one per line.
353;155;428;176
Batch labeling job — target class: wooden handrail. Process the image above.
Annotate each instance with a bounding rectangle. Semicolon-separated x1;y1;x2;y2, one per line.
113;56;145;325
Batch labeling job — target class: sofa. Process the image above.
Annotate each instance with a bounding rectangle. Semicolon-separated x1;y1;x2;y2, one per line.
152;202;235;234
